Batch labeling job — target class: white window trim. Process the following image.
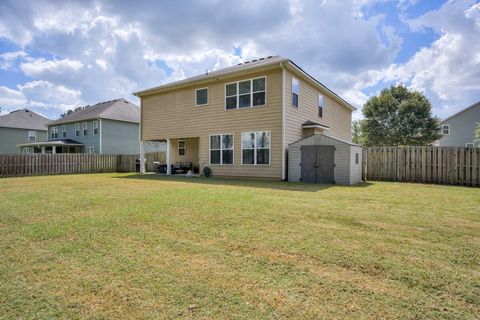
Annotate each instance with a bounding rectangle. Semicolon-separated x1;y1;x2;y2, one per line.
292;77;299;108
50;126;58;139
466;143;474;148
87;146;95;154
83;122;88;136
178;139;186;156
442;124;450;135
62;125;67;138
208;133;234;165
224;76;267;110
28;130;36;142
93;120;98;135
195;87;209;106
75;123;80;136
240;130;271;166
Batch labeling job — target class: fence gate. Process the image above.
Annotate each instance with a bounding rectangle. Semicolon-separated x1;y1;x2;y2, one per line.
301;145;335;184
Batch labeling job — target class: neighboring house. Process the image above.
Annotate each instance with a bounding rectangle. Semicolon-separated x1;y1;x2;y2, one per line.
0;109;49;154
436;101;480;148
18;98;163;154
135;56;362;184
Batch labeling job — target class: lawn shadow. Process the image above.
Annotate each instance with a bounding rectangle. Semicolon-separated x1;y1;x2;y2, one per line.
114;173;374;192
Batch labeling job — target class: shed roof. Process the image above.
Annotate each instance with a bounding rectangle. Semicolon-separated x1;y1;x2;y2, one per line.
289;133;361;147
48;99;140;126
0;109;50;131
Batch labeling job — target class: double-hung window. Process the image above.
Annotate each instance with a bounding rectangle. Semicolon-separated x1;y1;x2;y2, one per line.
178;140;186;156
28;130;36;142
241;131;270;165
225;77;266;109
210;134;234;165
318;94;324;117
442;124;450;135
50;127;58;139
195;88;208;106
292;77;299;108
62;125;67;138
75;123;80;136
93;120;98;135
83;122;88;136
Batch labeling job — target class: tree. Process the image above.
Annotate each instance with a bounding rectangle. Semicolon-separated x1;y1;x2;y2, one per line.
360;85;441;146
352;120;364;145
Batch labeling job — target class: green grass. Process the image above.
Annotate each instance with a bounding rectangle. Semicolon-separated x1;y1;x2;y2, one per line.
0;174;479;319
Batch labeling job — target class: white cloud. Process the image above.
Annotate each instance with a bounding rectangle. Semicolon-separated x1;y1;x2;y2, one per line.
0;51;27;70
0;86;28;109
20;58;84;77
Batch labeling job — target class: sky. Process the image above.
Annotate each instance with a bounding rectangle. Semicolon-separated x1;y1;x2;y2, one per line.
0;0;479;120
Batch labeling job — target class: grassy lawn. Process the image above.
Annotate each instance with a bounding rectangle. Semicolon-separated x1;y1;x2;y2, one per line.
0;174;479;319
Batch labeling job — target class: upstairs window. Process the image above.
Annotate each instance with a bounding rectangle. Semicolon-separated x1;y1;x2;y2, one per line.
318;94;324;117
93;121;98;135
50;127;58;139
83;122;88;136
195;88;208;106
178;140;186;156
241;131;270;165
225;77;266;110
292;77;299;108
62;125;67;138
75;123;80;136
28;130;36;142
466;143;474;148
210;134;234;165
442;124;450;135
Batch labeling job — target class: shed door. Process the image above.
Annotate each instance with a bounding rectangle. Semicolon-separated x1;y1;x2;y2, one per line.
301;145;335;184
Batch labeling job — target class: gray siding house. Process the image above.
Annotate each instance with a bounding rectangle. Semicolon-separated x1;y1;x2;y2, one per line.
0;109;49;154
19;99;163;154
436;101;480;148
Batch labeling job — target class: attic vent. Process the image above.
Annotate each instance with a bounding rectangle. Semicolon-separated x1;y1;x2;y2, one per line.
267;56;273;58
252;59;257;62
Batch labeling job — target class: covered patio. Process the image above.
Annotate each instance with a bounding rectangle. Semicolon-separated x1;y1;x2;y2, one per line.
140;137;200;175
17;139;84;154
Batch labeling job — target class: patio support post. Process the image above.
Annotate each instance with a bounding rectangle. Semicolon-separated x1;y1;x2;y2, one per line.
52;146;56;154
166;138;171;175
41;147;46;154
139;140;146;174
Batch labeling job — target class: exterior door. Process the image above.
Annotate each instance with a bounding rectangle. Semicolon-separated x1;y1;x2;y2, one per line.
301;145;335;184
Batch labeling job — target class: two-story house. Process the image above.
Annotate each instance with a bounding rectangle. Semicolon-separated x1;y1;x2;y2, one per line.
18;98;163;154
0;109;49;154
436;101;480;148
135;56;362;184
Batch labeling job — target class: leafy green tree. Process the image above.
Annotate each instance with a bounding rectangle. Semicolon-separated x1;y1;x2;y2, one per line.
352;120;364;145
360;85;441;146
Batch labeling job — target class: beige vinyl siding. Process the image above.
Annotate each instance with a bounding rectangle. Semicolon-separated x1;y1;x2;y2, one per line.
284;71;352;149
170;138;199;167
141;69;283;179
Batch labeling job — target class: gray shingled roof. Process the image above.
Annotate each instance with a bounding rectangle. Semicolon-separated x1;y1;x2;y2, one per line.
0;109;50;131
48;98;140;125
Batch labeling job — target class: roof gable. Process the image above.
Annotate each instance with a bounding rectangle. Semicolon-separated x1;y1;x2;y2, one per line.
441;101;480;123
48;99;140;125
0;109;50;131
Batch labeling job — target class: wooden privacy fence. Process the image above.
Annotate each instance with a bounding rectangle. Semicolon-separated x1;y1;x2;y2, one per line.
0;152;165;178
363;146;480;187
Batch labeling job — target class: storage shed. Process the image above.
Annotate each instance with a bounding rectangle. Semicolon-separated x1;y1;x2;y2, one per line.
288;134;363;185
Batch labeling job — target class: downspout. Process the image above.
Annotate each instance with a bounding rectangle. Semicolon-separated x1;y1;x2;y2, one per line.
139;98;146;174
98;117;102;154
280;62;286;181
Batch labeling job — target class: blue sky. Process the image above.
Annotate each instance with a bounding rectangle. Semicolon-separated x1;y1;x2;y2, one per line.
0;0;479;120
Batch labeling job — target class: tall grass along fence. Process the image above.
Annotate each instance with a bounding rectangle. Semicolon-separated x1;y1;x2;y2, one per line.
363;146;480;187
0;152;164;178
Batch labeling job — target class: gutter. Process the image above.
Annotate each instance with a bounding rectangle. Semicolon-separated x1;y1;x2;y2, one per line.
280;62;286;181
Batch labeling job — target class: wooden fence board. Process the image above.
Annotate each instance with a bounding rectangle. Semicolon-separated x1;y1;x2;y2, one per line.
364;146;479;187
